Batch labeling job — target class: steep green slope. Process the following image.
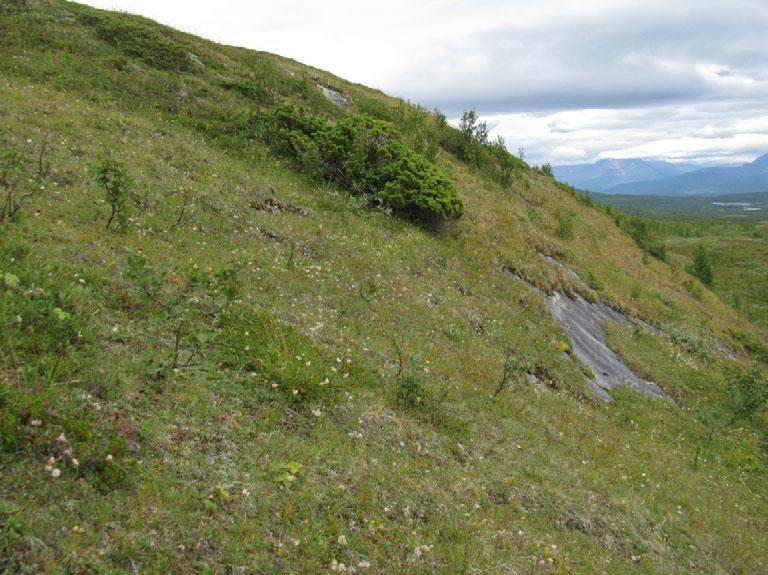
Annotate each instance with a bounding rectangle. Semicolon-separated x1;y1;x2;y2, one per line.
1;2;767;573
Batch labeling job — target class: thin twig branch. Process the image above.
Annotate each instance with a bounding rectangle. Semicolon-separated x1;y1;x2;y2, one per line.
492;345;517;398
37;141;49;181
170;319;186;369
169;189;194;231
392;336;405;377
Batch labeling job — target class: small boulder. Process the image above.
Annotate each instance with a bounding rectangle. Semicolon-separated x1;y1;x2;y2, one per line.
317;84;349;107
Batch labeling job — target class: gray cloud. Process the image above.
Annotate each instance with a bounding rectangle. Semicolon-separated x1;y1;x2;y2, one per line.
393;3;768;115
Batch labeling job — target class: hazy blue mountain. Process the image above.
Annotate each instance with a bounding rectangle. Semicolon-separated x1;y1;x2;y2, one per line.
604;153;768;196
553;158;701;192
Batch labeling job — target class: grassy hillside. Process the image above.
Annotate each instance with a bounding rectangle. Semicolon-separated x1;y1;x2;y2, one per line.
1;1;767;573
615;218;768;336
665;226;768;334
585;193;768;337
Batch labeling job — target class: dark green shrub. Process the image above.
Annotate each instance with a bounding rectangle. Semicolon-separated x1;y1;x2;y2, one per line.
447;109;487;167
683;279;703;301
437;110;525;187
694;365;768;466
219;60;280;113
490;136;522;186
727;365;768;424
0;0;27;15
258;106;463;223
586;271;603;291
645;242;667;261
729;330;768;364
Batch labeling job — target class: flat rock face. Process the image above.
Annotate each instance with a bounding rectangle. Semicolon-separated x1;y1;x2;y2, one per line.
547;292;666;401
317;84;349;106
510;258;667;401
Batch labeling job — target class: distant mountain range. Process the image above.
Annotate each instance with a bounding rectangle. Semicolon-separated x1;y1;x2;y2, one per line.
554;154;768;196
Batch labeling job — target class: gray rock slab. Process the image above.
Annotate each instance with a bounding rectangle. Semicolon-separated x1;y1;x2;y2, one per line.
509;269;666;401
317;84;349;106
548;292;666;400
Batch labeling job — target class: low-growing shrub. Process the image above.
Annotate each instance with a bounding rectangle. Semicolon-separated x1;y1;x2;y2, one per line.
689;245;714;287
0;0;27;15
79;10;190;71
586;271;603;291
256;105;463;223
615;215;667;261
92;158;132;230
693;365;768;466
0;144;42;224
123;254;243;377
683;279;703;301
727;365;768;424
729;330;768;364
395;357;428;411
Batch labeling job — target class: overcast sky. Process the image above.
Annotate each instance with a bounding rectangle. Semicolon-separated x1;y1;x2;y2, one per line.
81;0;768;166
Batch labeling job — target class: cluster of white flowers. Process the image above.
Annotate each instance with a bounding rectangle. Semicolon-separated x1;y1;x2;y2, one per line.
411;544;434;560
44;456;61;478
57;433;79;467
329;559;371;573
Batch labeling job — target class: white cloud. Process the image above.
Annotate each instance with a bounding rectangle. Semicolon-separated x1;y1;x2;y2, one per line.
475;105;768;165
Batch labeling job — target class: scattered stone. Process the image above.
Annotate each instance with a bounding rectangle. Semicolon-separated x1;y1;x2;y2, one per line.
317;84;349;106
187;52;204;67
122;62;143;73
250;186;305;215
